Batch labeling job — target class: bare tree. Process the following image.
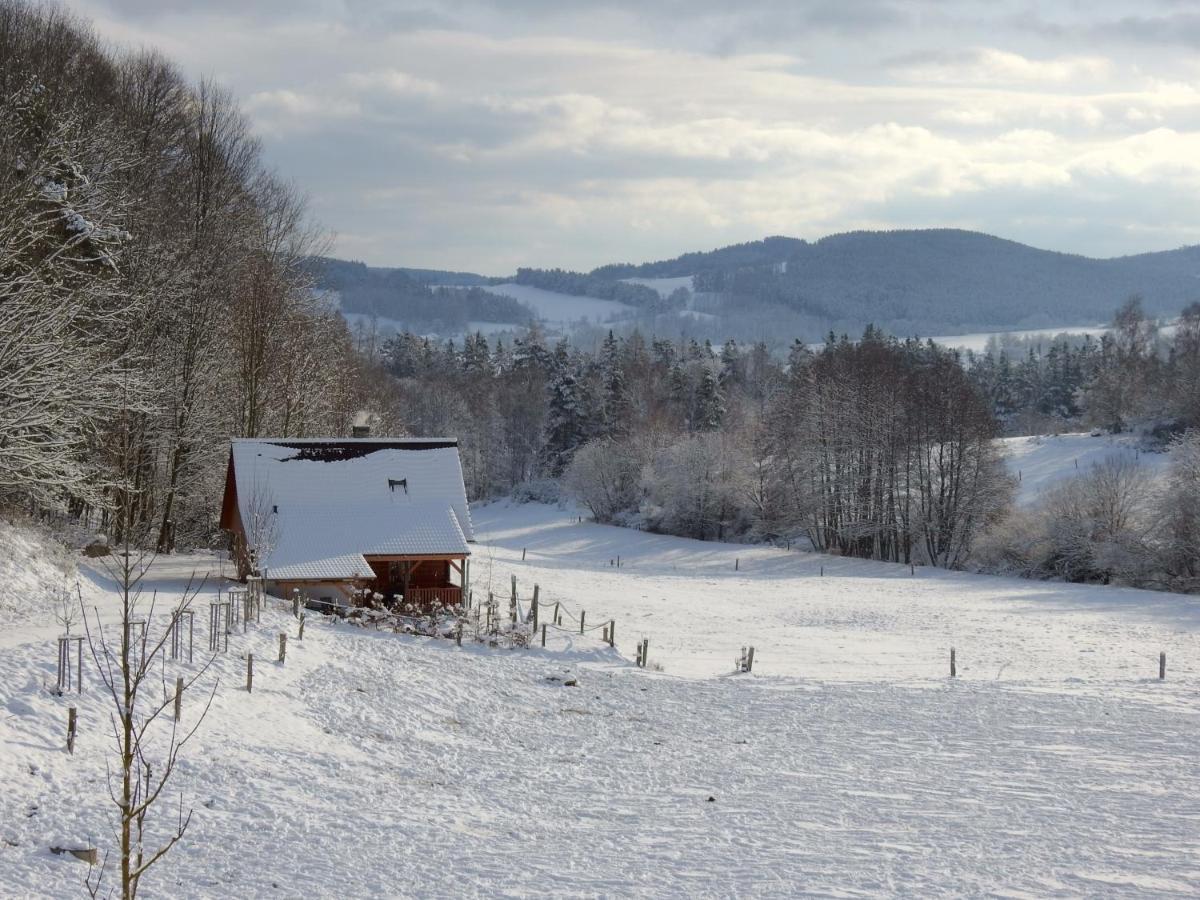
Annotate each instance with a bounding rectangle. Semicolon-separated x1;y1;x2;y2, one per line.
81;393;216;900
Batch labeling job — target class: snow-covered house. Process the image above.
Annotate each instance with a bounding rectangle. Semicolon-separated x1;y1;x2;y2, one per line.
219;438;473;607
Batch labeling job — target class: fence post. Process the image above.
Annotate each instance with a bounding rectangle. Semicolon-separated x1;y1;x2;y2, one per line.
246;654;254;693
642;638;649;668
67;707;77;755
541;624;547;648
298;614;306;641
735;558;739;571
554;601;560;626
950;647;957;678
278;633;287;664
747;646;755;673
174;676;183;722
511;574;517;609
636;640;643;668
580;610;586;634
522;547;526;561
1160;651;1166;680
292;590;300;619
608;620;615;647
456;622;463;647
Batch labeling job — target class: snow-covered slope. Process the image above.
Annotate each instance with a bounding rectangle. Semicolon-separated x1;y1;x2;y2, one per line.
0;518;81;628
2;507;1199;896
479;283;633;325
999;432;1170;506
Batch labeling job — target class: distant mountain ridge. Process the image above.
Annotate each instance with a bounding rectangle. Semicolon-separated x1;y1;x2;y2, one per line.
314;230;1200;342
593;229;1200;331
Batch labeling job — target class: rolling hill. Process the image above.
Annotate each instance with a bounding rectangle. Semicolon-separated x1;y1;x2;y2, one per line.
314;230;1200;344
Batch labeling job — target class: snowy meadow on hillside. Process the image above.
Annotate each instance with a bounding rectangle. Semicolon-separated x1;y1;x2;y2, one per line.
4;505;1200;897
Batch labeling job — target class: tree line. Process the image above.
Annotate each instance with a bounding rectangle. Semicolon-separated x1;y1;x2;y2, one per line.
0;1;394;549
382;326;1009;567
966;297;1200;436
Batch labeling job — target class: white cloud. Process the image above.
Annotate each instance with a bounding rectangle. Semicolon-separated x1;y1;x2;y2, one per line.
64;0;1200;269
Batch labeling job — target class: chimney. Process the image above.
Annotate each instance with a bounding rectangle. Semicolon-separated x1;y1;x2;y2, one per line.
351;424;370;438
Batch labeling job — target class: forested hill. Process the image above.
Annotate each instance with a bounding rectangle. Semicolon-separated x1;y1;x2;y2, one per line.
593;229;1200;333
317;229;1200;340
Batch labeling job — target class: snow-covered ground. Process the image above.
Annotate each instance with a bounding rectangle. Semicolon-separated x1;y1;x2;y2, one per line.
931;324;1110;353
999;432;1170;506
3;507;1200;897
479;283;634;325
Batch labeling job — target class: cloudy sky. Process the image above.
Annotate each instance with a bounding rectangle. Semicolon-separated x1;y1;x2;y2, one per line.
66;0;1200;273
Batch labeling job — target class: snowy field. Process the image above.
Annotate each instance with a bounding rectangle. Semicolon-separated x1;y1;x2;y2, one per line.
3;507;1200;897
479;283;634;325
998;432;1170;506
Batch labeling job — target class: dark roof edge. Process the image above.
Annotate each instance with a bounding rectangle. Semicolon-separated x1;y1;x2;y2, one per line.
232;438;458;451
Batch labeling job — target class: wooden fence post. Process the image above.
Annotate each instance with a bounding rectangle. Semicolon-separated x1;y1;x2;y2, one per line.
522;547;526;561
642;638;649;668
746;646;755;673
950;647;957;678
278;633;287;664
608;620;615;647
174;676;183;722
1160;651;1166;680
246;654;254;693
67;707;77;755
735;558;739;571
541;624;547;648
456;622;463;647
580;610;586;634
292;590;300;618
298;614;306;641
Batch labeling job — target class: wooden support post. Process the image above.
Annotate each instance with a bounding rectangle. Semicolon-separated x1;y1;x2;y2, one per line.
554;601;560;626
1160;651;1166;680
580;610;586;634
617;555;620;568
642;638;649;668
911;563;915;576
293;591;300;618
278;633;287;664
735;558;739;571
456;622;463;647
608;620;615;647
246;654;254;693
820;565;824;577
298;614;306;641
67;707;76;755
174;676;183;722
541;624;547;648
950;647;957;678
511;574;517;608
636;640;643;668
522;547;526;561
747;646;755;673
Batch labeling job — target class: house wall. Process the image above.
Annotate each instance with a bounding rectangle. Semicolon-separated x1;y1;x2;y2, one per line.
268;579;358;609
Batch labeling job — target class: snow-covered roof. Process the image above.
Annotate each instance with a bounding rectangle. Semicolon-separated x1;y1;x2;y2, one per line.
230;438;473;581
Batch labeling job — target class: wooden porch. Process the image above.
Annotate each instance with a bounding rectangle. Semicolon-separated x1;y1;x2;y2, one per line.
364;554;468;610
